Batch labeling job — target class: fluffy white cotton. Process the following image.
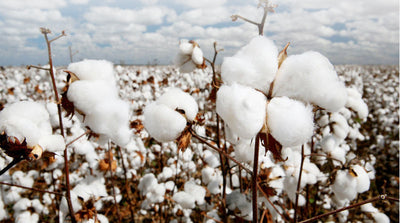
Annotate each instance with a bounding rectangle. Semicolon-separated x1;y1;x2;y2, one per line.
217;83;266;139
175;40;204;73
143;103;187;142
138;173;166;209
66;60;131;146
221;36;278;92
331;170;357;201
184;181;206;205
351;165;370;193
226;190;252;220
267;97;314;147
273;51;347;112
67;59;115;82
330;113;349;140
0;101;65;152
157;88;198;121
173;191;195;209
345;88;369;119
361;203;390;223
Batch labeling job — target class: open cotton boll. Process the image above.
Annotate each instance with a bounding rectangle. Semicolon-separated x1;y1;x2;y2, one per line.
67;59;115;82
226;190;252;220
84;99;131;146
173;191;195;209
217;83;266;139
330;113;349;140
143;103;187;142
273;51;347;112
331;170;357;201
67;80;117;115
38;135;65;153
361;203;390;223
351;165;370;193
157;88;198;121
221;36;278;92
267;97;314;147
191;46;204;65
345;88;369;119
184;181;206;205
179;40;194;55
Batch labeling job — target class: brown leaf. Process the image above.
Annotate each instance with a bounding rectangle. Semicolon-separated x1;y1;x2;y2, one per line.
277;42;290;68
259;132;285;162
7;88;14;95
176;126;192;152
23;77;31;84
34;85;43;94
74;198;97;222
61;90;75;119
130;119;144;133
258;167;278;198
98;152;117;172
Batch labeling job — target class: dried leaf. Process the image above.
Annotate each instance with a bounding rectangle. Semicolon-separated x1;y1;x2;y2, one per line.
277;42;290;68
23;77;30;84
7;88;14;95
176;126;192;152
34;85;43;94
130;119;144;133
259;132;285;162
98;152;117;172
61;90;75;119
258;167;278;197
195;58;207;70
0;132;31;160
74;198;97;222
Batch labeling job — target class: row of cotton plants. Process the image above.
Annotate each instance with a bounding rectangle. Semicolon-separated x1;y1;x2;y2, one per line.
0;1;398;223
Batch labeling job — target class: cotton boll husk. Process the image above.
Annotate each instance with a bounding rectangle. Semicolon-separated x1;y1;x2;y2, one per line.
267;97;314;147
157;88;198;121
331;170;357;201
84;99;131;146
273;51;347;112
345;88;368;119
221;36;278;92
67;59;115;82
217;83;266;139
38;135;65;153
191;46;204;65
172;191;195;209
143;103;186;142
351;165;370;193
67;80;117;115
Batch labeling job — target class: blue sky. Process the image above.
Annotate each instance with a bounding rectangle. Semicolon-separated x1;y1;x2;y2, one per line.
0;0;398;66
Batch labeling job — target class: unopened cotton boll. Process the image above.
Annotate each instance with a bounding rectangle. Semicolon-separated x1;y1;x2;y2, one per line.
221;36;278;92
157;88;198;121
273;51;347;112
216;83;266;139
67;59;115;82
143;103;187;143
267;97;314;147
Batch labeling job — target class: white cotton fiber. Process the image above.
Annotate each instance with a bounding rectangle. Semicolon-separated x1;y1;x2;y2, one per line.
38;135;65;153
157;88;198;121
191;46;204;65
216;83;266;139
330;113;349;140
361;203;390;223
331;170;357;201
184;181;206;205
67;80;117;115
267;97;314;147
179;41;194;54
221;36;278;92
175;40;204;73
172;191;195;209
345;88;368;119
67;59;115;82
143;103;187;142
273;51;347;112
351;165;370;193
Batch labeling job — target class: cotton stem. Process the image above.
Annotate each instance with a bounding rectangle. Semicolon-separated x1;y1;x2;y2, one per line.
294;145;305;222
252;133;260;223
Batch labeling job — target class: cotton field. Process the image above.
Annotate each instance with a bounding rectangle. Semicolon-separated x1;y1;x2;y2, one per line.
0;63;398;222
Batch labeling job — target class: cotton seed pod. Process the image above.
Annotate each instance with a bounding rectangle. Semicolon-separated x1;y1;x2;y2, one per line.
28;144;43;160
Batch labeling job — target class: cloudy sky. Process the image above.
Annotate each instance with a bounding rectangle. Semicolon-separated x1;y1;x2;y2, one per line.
0;0;398;66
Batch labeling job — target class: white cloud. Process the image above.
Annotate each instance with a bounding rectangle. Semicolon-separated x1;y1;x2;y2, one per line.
69;0;90;5
0;0;66;9
174;0;227;8
178;7;231;25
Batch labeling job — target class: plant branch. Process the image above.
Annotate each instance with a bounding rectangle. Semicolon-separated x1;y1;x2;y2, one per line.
26;65;50;71
65;129;92;148
107;142;122;223
299;194;399;223
257;182;290;222
190;130;253;175
0;156;23;176
252;133;260;223
294;145;305;222
0;181;62;196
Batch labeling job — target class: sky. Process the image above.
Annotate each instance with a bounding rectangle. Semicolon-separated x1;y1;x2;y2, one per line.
0;0;398;66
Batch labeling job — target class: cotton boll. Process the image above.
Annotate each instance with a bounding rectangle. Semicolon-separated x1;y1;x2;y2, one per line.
351;165;370;193
330;113;349;140
345;88;368;119
157;88;198;121
38;135;65;153
15;211;39;223
267;97;314;147
201;166;216;185
184;181;206;205
221;36;278;92
273;51;347;112
331;170;357;201
217;83;266;139
67;80;117;115
191;46;204;65
226;190;253;220
234;140;254;163
173;191;195;209
179;40;194;55
143;103;187;142
67;59;115;82
203;150;220;168
361;203;390;223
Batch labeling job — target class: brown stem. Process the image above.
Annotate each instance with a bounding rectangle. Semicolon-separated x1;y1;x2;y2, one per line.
299;195;399;223
191;131;253;175
26;65;50;71
41;29;76;223
116;146;135;219
0;156;23;176
257;183;290;222
65;129;92;148
252;134;260;223
294;145;305;222
0;181;62;196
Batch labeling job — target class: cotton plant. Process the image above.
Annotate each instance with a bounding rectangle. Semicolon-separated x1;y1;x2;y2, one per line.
174;40;206;73
62;59;131;147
